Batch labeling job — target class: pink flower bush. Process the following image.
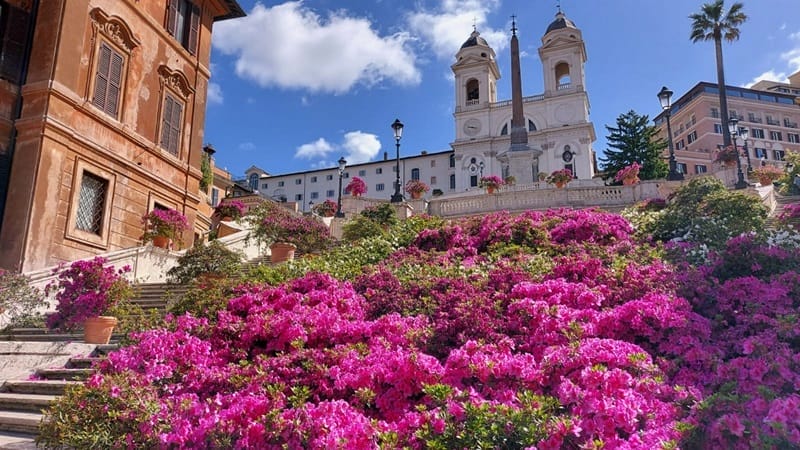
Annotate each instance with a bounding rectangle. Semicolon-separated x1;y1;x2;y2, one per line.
344;176;367;196
45;257;132;331
214;200;246;219
142;208;189;241
615;162;641;183
478;175;504;189
41;208;800;449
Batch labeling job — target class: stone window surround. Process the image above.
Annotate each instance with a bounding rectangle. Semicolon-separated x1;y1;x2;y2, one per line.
65;158;116;249
156;65;193;160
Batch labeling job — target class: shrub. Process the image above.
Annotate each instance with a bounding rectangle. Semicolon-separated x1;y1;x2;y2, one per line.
213;200;246;220
0;270;44;326
45;257;133;331
614;162;641;183
342;204;398;242
545;169;572;185
166;241;243;284
404;179;430;196
713;145;739;164
751;165;783;185
311;199;337;217
478;175;504;189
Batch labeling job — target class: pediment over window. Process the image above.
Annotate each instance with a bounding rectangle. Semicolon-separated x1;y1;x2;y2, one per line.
158;65;194;99
90;8;140;53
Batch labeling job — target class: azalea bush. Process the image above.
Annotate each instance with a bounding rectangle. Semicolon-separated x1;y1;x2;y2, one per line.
45;257;133;331
248;201;332;254
166;241;243;284
714;145;739;165
38;207;800;449
546;169;573;185
477;175;504;189
142;208;189;241
345;176;367;196
214;200;246;220
404;179;430;196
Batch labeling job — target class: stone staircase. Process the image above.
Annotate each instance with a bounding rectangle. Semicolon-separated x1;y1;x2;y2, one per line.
767;194;800;229
0;344;116;448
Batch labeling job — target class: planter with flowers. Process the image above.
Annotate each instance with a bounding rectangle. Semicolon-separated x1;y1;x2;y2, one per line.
546;169;573;188
312;199;338;217
214;200;246;221
345;177;367;198
714;145;739;167
504;175;516;186
142;208;189;249
404;179;430;199
478;175;504;194
45;256;133;344
615;162;641;185
249;201;333;263
751;165;783;186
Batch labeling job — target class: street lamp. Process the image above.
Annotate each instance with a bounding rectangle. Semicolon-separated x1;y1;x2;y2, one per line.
657;86;684;181
390;118;404;203
336;156;346;217
727;116;748;189
738;127;752;174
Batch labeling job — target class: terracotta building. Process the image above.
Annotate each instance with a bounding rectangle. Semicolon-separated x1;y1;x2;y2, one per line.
654;78;800;177
0;0;244;272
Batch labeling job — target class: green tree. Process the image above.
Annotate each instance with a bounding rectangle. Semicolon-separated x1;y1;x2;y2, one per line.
690;0;747;147
599;110;668;181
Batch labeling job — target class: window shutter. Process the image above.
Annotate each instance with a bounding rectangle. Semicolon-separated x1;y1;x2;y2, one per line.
187;3;200;55
92;44;111;111
161;95;174;150
106;51;124;116
0;6;30;83
166;0;179;36
169;100;183;155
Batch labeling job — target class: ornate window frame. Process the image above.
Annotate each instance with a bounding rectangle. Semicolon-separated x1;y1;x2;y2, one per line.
65;158;116;249
157;65;194;159
87;9;139;119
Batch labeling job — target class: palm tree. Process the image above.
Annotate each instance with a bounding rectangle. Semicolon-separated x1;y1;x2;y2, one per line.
689;0;747;147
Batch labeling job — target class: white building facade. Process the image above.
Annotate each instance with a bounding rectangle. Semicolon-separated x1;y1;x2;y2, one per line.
242;11;597;212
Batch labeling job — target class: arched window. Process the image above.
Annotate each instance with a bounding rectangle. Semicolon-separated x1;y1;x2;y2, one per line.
450;174;456;189
411;168;420;180
466;79;479;102
449;154;455;168
555;62;570;87
500;124;508;135
248;173;259;191
528;120;537;132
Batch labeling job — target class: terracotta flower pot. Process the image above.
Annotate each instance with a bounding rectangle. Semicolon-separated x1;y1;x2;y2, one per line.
270;242;297;263
622;178;638;186
83;316;117;344
411;191;423;200
555;182;566;189
487;186;496;194
152;235;170;249
222;216;233;222
759;177;773;186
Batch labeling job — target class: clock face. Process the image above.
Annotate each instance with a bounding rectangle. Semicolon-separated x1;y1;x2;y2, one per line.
463;118;481;136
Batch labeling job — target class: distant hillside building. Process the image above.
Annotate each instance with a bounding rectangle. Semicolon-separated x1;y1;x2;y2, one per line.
242;10;597;211
0;0;245;272
654;75;800;176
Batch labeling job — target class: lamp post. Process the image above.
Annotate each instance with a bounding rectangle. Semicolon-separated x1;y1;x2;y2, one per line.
727;116;748;189
336;156;346;217
657;86;684;181
738;127;752;174
390;118;404;203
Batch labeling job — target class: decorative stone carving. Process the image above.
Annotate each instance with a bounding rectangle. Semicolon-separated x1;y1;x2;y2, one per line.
157;66;194;99
579;137;591;144
90;8;140;53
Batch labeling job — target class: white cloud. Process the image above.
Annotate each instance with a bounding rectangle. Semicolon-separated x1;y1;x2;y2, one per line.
342;131;381;163
207;82;224;104
213;2;420;93
238;142;256;151
744;70;789;88
294;131;382;165
295;138;334;159
407;0;508;61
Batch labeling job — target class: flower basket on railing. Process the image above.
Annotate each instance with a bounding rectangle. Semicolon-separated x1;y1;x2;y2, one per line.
546;169;573;188
312;199;338;217
345;177;367;197
404;179;430;199
615;162;641;186
142;208;189;249
714;145;739;167
214;200;246;221
751;166;783;186
478;175;504;194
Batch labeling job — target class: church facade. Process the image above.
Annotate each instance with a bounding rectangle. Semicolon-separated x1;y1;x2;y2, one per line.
244;11;597;212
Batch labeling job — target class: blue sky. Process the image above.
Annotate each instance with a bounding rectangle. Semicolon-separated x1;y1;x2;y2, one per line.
205;0;800;178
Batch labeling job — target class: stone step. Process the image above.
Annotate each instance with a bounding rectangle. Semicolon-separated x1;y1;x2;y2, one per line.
0;393;56;413
93;344;119;355
0;411;41;435
0;431;37;449
35;368;94;382
66;357;103;369
1;381;79;397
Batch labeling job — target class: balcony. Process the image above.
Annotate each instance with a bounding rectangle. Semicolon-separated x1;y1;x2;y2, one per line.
557;83;571;91
465;99;479;106
766;118;781;126
784;119;798;128
747;116;762;123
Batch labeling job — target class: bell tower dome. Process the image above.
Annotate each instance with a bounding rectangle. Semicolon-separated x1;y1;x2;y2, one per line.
538;9;587;97
452;29;500;111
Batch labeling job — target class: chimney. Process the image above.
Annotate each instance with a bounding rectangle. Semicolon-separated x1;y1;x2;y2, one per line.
384;152;388;161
